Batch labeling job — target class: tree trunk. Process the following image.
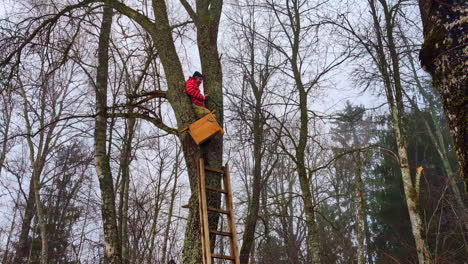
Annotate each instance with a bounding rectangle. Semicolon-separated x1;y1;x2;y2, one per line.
392;111;432;263
180;2;224;263
32;162;48;264
354;152;366;264
14;179;35;263
296;86;321;263
0;88;11;175
239;54;266;264
368;1;432;262
2;191;20;264
239;114;263;264
118;116;135;264
162;150;180;263
94;5;122;263
418;0;467;192
364;211;373;264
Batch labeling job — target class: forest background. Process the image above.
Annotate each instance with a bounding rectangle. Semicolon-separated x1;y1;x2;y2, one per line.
0;0;466;263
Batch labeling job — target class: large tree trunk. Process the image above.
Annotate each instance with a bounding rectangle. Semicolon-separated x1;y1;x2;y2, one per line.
94;5;122;263
418;0;467;192
180;2;224;263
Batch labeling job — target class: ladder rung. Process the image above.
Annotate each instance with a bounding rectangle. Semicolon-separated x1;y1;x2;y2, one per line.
205;167;224;174
206;186;227;194
207;207;230;215
212;254;235;260
210;229;233;237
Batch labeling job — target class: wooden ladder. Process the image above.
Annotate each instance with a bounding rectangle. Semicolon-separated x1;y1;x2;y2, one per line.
198;158;240;264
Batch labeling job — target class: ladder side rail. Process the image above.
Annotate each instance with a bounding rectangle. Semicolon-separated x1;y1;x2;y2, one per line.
224;163;240;264
198;173;207;264
199;159;212;264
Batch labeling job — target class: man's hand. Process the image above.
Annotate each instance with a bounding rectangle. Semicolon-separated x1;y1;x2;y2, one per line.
204;93;209;98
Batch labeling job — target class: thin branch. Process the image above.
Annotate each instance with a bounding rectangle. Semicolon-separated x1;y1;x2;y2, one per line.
179;0;198;24
108;112;177;135
0;0;96;68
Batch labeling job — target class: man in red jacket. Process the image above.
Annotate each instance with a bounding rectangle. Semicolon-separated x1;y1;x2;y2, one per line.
186;71;210;117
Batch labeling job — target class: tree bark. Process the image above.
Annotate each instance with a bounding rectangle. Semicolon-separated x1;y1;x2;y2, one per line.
239;91;265;264
180;1;224;263
295;66;321;263
3;191;20;264
0;85;12;175
118;116;135;264
32;161;48;264
14;180;36;263
237;14;273;262
418;0;468;192
17;64;60;263
94;4;122;263
354;152;366;264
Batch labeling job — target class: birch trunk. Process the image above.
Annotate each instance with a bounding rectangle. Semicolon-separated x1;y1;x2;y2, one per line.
354;152;366;264
32;162;48;264
368;1;432;262
392;111;432;263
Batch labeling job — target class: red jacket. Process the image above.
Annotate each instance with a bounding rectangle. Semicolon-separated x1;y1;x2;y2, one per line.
185;77;205;106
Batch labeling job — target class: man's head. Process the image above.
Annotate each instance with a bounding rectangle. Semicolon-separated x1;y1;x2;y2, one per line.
193;71;204;85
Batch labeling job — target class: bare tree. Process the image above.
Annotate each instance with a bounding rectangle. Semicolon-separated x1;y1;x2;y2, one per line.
253;1;348;262
225;1;282;262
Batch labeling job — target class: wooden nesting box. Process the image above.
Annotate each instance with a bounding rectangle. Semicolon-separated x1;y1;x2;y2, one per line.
188;112;224;145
